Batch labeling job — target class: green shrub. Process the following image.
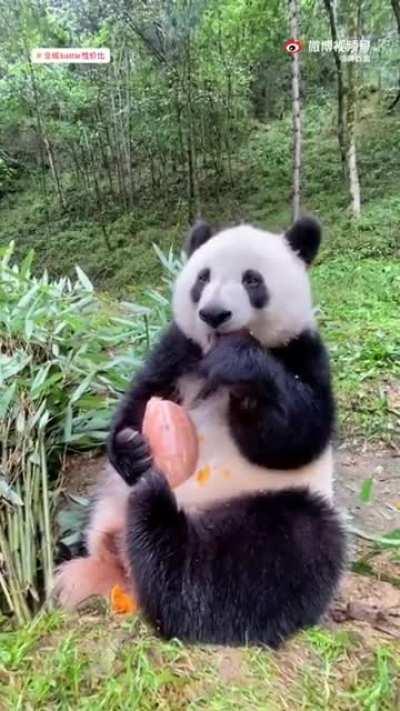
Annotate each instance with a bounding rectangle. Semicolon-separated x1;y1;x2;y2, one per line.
0;242;172;622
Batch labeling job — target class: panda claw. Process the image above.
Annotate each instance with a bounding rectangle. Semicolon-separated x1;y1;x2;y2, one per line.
116;428;142;445
110;428;153;486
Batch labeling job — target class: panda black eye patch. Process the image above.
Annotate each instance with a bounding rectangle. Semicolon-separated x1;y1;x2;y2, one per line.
191;268;210;303
242;269;269;308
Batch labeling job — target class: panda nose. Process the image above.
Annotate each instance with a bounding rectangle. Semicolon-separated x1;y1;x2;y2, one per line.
199;307;232;329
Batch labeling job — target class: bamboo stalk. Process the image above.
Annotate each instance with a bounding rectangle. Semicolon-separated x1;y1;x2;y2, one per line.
0;522;31;624
39;438;54;604
0;568;14;614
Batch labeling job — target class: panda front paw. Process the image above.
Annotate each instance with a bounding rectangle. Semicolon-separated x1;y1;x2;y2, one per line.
199;332;262;392
108;428;153;486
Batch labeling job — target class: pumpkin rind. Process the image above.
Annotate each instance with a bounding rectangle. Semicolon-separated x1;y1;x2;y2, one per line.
142;397;198;487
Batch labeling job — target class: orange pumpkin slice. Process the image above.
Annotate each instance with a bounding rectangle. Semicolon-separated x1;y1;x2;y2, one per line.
143;397;198;488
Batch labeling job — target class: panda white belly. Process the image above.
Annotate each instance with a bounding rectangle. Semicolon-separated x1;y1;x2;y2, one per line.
173;374;334;511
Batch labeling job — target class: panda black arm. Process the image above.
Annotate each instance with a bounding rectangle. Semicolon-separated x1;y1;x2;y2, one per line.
199;330;335;469
108;322;201;483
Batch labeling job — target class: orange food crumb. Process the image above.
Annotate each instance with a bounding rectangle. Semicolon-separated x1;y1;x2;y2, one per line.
196;465;211;485
111;585;139;615
220;468;231;479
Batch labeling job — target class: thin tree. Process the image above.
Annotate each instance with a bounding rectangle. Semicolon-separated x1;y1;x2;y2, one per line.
322;0;346;166
43;136;65;210
346;0;361;218
388;0;400;111
289;0;302;221
323;0;361;217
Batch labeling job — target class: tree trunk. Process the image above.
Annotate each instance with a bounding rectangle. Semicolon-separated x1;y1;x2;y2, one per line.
289;0;302;222
347;130;361;218
68;141;88;192
185;34;198;222
322;0;346;166
391;0;400;32
125;49;135;203
388;0;400;112
24;50;48;209
346;0;361;219
43;137;65;210
109;65;127;206
96;103;115;199
346;75;361;220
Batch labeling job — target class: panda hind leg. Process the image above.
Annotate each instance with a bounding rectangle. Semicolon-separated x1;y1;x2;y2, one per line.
126;475;346;646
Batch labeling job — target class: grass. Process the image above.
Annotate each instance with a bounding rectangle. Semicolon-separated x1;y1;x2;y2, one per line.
0;186;184;298
0;610;399;710
313;257;400;442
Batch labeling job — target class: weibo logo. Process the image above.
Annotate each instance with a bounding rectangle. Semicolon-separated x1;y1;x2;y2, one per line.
284;39;304;55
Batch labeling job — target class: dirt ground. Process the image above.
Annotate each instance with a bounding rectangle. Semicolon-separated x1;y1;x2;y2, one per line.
335;444;400;535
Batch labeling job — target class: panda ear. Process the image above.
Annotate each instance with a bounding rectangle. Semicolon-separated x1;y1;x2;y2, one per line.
285;216;322;266
185;220;214;257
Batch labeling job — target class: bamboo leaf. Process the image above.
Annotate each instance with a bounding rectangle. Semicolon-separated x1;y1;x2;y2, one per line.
64;405;73;442
0;477;23;507
0;382;17;419
69;372;95;404
0;242;173;620
31;363;52;394
0;352;31;383
38;409;50;431
75;266;94;291
19;249;34;279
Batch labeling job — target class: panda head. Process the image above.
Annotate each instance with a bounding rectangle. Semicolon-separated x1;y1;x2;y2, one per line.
172;217;321;351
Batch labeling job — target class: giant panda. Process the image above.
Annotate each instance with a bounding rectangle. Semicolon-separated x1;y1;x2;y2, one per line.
105;216;346;648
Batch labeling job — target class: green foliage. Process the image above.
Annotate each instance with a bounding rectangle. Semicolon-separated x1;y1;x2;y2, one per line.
0;183;185;296
0;242;158;621
0;158;18;196
0;0;263;221
0;242;149;445
2;96;399;297
0;237;181;622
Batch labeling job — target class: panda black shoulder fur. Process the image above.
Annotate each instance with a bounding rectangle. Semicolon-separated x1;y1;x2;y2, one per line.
108;217;346;647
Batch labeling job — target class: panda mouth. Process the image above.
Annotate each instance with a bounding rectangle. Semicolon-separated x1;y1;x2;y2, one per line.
216;328;249;338
207;328;252;345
